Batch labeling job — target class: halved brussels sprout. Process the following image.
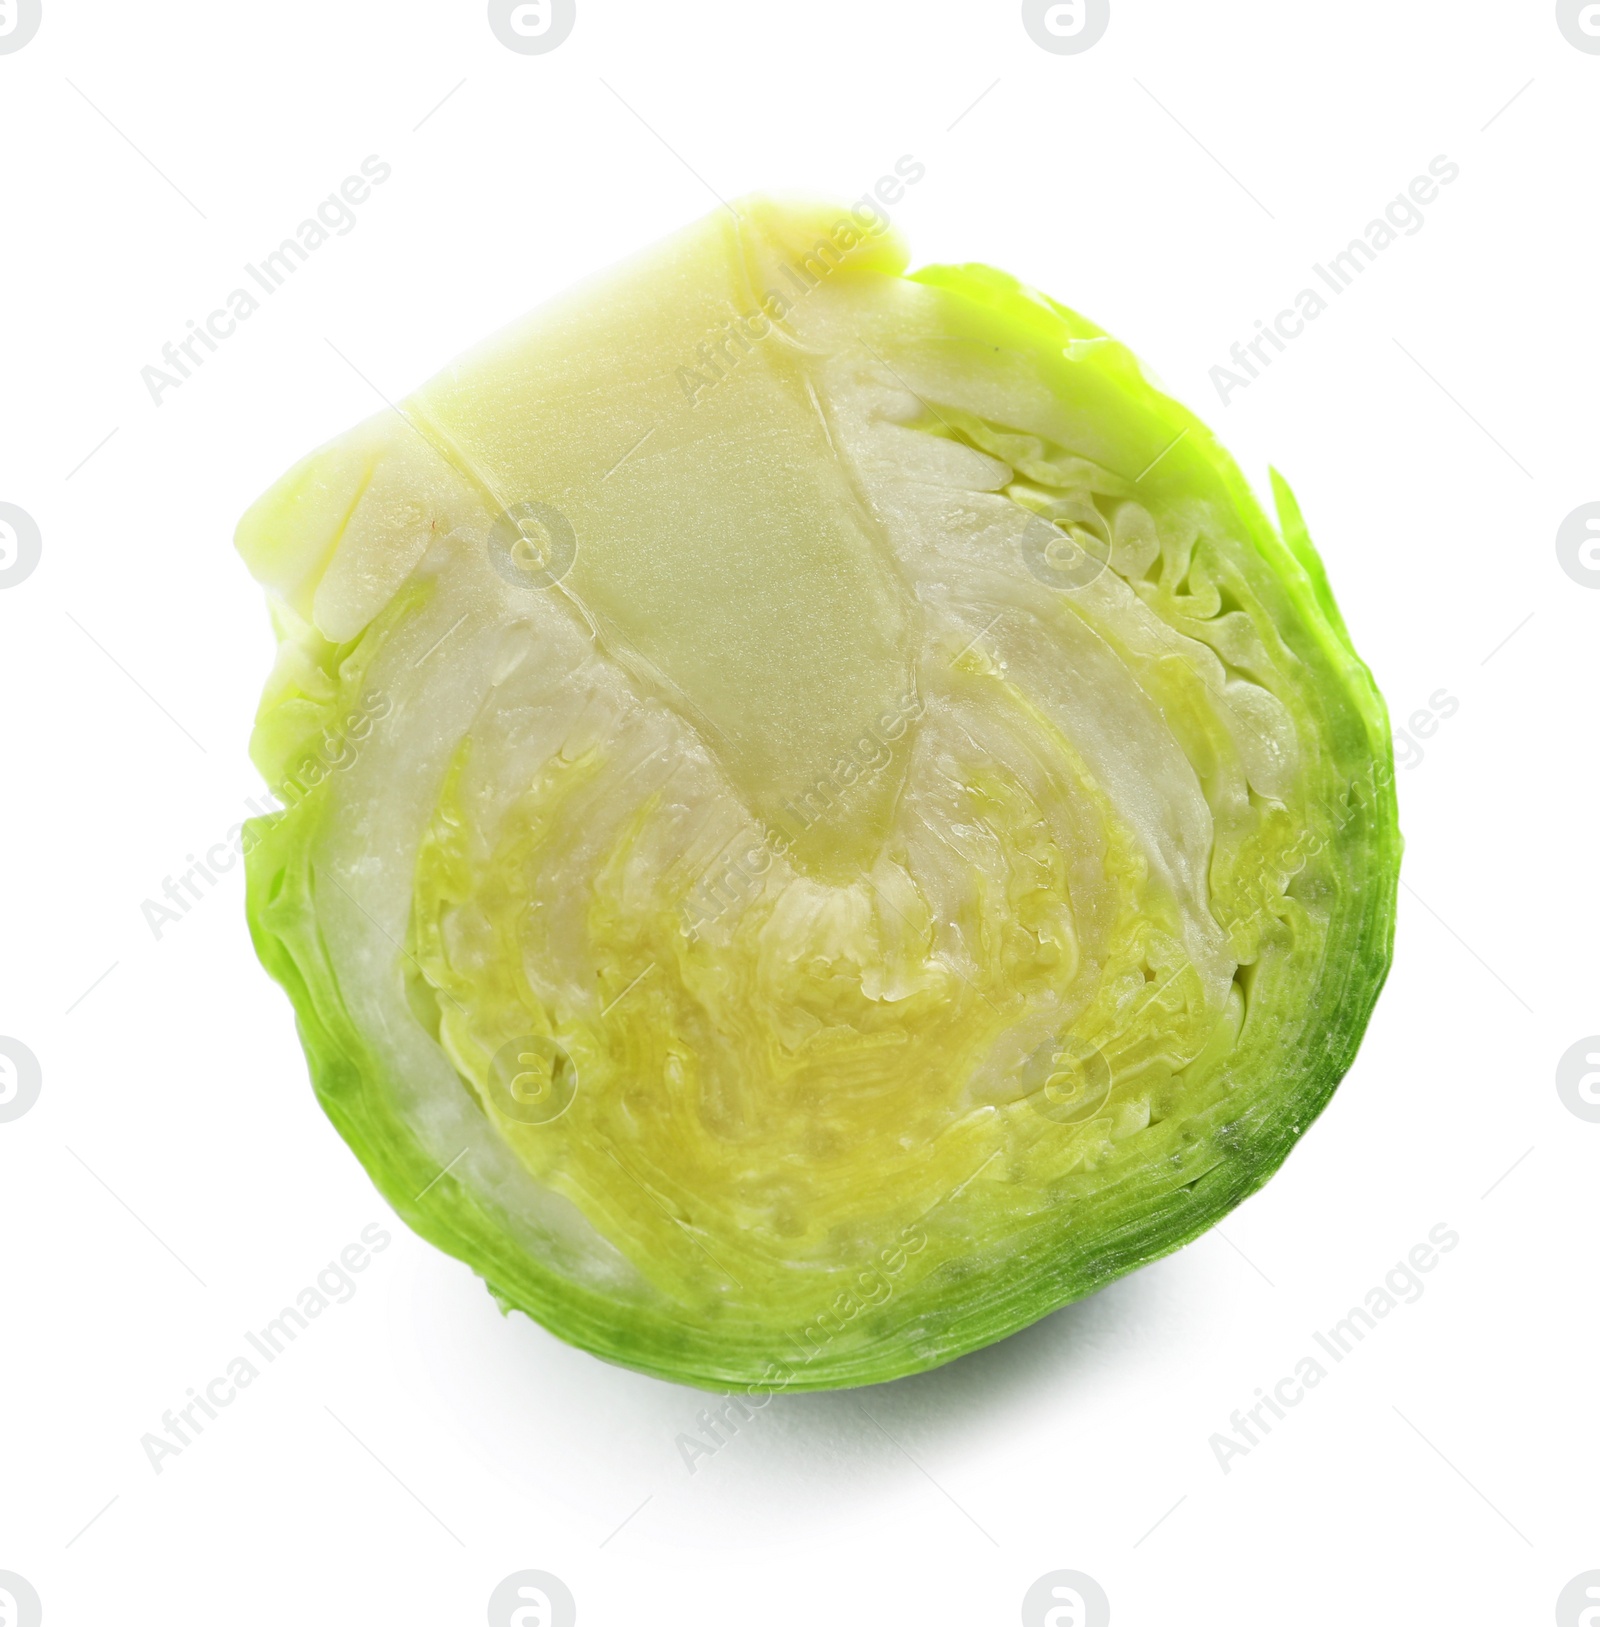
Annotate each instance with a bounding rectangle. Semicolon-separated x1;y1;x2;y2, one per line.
237;197;1399;1390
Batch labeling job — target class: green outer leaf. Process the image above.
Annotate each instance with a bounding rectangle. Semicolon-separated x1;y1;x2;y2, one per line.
243;261;1401;1392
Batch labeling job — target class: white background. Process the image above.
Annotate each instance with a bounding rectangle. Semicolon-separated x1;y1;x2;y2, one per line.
2;2;1596;1623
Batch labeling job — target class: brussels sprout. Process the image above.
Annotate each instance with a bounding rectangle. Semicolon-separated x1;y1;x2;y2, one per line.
237;197;1399;1390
